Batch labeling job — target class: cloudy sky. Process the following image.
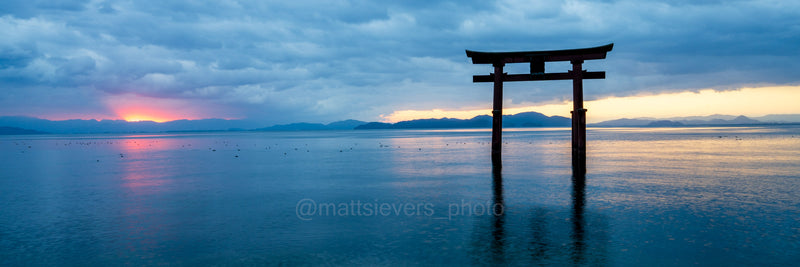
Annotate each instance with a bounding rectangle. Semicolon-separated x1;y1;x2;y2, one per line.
1;0;799;125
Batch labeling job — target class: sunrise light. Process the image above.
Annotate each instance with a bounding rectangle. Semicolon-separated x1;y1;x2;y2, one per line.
380;85;800;123
122;113;171;123
105;93;210;123
116;105;183;123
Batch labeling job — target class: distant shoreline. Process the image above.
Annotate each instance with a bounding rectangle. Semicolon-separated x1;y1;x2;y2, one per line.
3;123;799;136
3;112;800;135
588;122;800;128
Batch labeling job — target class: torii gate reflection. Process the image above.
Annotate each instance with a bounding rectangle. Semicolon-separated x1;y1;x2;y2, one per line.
466;43;613;172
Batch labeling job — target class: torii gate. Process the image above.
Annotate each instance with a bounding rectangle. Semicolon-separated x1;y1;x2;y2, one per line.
466;43;613;169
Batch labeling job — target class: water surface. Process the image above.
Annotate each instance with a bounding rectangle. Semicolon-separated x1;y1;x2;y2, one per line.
1;126;799;265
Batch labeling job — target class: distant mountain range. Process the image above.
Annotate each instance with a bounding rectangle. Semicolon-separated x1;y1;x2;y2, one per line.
590;114;785;127
0;116;370;134
0;116;255;134
252;120;367;131
1;113;798;135
0;126;49;135
355;112;570;129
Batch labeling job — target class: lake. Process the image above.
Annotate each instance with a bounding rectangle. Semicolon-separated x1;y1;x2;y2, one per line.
1;126;799;265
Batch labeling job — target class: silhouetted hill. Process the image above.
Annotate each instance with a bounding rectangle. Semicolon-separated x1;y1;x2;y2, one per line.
504;112;569;127
0;116;366;133
356;122;393;129
356;112;569;129
326;119;369;130
253;120;367;131
0;116;254;134
754;114;800;123
647;120;684;127
0;126;48;135
729;115;761;124
255;122;327;131
5;112;794;134
593;115;769;127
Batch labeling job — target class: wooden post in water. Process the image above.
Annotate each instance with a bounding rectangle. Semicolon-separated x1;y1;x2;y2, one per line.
492;62;504;165
466;44;612;168
571;59;587;173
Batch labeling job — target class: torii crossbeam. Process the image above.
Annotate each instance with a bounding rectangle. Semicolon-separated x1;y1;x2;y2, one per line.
466;43;613;169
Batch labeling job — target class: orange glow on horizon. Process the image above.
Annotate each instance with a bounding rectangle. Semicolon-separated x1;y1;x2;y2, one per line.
381;85;800;123
379;108;491;123
116;107;187;123
105;93;213;123
121;113;172;123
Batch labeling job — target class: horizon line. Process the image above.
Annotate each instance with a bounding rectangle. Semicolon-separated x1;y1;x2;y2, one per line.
3;112;800;126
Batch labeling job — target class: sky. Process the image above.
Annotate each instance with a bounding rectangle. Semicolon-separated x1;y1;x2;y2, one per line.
1;0;799;125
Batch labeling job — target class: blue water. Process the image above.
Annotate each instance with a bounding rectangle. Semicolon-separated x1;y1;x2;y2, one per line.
1;127;799;265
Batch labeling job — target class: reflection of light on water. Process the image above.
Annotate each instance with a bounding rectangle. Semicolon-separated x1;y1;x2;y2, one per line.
117;137;174;151
114;137;177;262
384;136;487;178
116;138;174;192
122;160;167;190
3;128;794;265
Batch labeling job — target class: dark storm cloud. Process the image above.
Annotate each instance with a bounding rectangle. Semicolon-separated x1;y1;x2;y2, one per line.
0;0;798;124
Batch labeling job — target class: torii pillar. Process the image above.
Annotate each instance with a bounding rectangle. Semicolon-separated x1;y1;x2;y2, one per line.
466;43;613;170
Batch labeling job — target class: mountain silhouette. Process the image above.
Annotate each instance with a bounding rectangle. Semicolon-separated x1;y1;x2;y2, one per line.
355;112;570;129
252;119;367;131
3;112;795;134
593;115;767;127
0;116;254;134
0;126;48;135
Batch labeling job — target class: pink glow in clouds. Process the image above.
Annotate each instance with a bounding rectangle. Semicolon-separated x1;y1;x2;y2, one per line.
104;93;229;122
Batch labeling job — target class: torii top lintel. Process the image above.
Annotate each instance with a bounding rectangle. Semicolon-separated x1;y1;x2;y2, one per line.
466;43;613;64
466;43;613;83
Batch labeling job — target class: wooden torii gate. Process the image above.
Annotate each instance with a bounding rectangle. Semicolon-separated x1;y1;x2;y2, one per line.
466;43;613;168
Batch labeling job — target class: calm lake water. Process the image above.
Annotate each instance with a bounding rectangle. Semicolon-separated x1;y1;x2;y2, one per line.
1;126;799;265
